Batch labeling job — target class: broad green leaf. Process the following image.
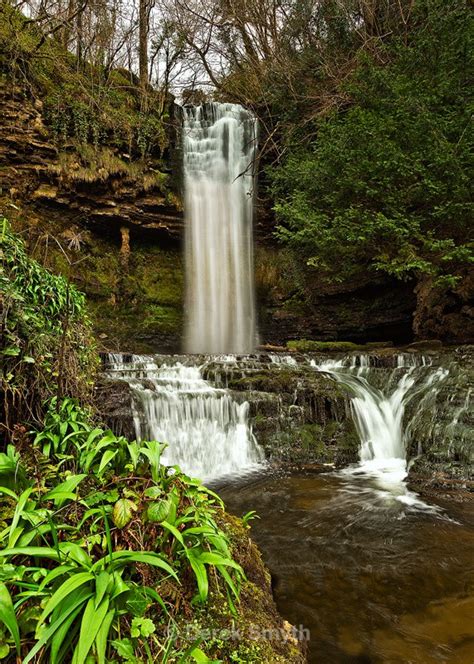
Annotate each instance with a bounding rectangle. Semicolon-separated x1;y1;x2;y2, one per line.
74;596;110;664
38;572;94;626
130;617;155;638
58;542;92;567
84;428;105;449
161;520;185;546
8;487;33;548
97;450;118;476
0;488;18;500
95;572;110;609
178;639;222;664
143;486;162;499
216;566;239;600
191;648;221;664
146;499;171;524
0;546;61;562
0;583;20;655
2;347;20;357
110;638;134;659
102;552;178;581
187;551;208;603
198;553;242;571
39;565;75;591
109;572;129;601
95;608;115;664
44;475;86;506
23;590;94;664
50;603;83;664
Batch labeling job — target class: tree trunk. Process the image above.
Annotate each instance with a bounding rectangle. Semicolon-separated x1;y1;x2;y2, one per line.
139;0;150;105
76;1;83;67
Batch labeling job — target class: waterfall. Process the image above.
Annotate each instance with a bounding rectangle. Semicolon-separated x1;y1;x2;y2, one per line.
183;103;257;354
313;355;449;485
105;354;263;481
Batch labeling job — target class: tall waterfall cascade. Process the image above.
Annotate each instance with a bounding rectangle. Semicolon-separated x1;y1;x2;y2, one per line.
183;103;258;354
105;355;263;481
313;355;450;486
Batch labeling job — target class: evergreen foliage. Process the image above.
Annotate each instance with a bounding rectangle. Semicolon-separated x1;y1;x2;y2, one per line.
269;0;473;284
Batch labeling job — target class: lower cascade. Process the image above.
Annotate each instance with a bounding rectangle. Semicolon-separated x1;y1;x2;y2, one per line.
105;354;263;480
313;355;449;489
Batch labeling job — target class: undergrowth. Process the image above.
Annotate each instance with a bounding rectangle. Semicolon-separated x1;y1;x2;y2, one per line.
1;217;97;441
0;397;247;662
0;3;168;159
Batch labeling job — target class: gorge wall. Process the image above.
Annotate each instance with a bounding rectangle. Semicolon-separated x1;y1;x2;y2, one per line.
1;79;472;350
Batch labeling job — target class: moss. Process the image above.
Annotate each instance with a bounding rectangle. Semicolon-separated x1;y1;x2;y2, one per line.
286;339;362;352
228;370;298;393
254;245;307;303
10;213;185;348
166;191;184;211
169;512;306;663
1;4;171;160
144;305;182;333
130;248;183;306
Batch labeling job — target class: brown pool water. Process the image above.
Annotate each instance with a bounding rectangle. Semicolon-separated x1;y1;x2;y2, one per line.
215;469;474;664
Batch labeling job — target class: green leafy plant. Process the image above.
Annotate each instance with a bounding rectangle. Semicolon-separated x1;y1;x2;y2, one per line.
0;446;26;491
0;540;177;664
0;429;249;662
1;218;97;442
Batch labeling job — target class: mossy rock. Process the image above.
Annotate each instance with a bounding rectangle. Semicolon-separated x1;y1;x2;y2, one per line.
171;512;306;663
286;340;362;353
228;371;299;393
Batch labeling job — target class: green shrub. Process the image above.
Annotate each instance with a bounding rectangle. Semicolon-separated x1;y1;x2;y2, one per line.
1;218;97;440
270;0;473;286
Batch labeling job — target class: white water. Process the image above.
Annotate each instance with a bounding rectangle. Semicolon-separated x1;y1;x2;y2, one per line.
105;355;263;481
312;355;449;506
183;103;257;354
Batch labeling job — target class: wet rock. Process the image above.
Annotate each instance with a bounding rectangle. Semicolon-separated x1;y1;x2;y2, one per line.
404;346;474;492
413;272;474;344
405;339;444;350
94;377;135;440
255;246;417;345
203;357;358;465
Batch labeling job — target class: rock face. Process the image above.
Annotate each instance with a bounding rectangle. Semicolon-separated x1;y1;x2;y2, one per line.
0;84;183;238
94;377;136;440
202;356;359;466
413;272;474;345
253;246;419;346
405;346;474;495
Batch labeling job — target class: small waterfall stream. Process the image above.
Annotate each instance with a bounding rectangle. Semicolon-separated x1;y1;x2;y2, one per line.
313;355;449;501
183;103;258;354
105;354;263;480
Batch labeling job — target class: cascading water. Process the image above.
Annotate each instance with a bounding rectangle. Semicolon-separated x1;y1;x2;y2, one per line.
183;103;257;354
313;355;449;495
105;354;263;481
